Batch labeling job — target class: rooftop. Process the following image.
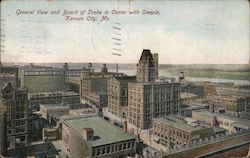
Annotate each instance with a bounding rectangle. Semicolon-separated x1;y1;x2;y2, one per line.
64;116;136;147
40;104;69;109
181;92;199;99
154;115;211;133
115;76;136;81
29;91;79;98
193;110;250;127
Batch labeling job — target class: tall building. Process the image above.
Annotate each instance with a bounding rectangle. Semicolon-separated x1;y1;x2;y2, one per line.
128;81;180;129
0;102;6;155
108;76;136;118
1;83;28;148
81;64;124;107
127;50;180;129
136;49;158;82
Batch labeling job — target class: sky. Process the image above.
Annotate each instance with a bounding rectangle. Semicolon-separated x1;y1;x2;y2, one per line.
0;0;249;64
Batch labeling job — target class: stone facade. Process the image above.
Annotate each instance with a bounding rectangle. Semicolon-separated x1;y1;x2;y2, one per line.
1;83;28;149
108;76;136;118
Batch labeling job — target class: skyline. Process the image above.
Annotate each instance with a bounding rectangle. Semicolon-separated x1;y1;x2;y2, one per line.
1;0;249;64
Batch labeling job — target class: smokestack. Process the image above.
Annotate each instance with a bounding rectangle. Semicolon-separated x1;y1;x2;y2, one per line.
123;121;127;133
179;72;184;80
116;63;118;76
101;63;108;73
83;128;94;141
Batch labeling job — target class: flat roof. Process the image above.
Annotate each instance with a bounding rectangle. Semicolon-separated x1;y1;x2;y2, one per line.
64;116;136;147
154;116;210;133
193;110;250;127
40;104;69;109
180;92;198;98
29;91;79;98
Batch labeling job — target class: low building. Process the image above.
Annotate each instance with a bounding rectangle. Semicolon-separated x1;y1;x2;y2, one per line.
181;102;209;117
192;110;250;134
153;116;213;150
28;91;80;111
69;108;97;116
42;127;60;142
61;116;137;158
40;104;69;123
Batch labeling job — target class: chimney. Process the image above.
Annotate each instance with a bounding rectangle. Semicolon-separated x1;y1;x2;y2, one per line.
88;63;94;72
123;120;127;133
101;63;108;73
83;128;94;141
179;72;184;80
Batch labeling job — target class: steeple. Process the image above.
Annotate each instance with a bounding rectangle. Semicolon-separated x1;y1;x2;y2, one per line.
136;49;158;82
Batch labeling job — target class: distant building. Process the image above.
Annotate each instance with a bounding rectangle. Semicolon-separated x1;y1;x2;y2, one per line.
0;73;16;94
0;66;20;88
61;116;137;158
180;92;199;105
181;102;209;117
216;86;250;98
24;67;69;93
192;110;250;134
181;82;204;97
28;91;80;111
69;108;97;116
1;83;28;149
108;76;136;118
203;82;233;97
81;64;124;107
66;64;92;93
153;116;213;150
207;94;250;114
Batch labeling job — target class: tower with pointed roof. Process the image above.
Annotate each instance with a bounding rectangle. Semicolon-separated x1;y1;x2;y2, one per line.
136;49;158;82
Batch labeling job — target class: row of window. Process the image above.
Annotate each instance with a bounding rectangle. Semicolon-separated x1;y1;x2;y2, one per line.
92;141;135;156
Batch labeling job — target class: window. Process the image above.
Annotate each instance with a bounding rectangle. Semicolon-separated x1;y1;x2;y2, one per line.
102;148;105;154
119;144;122;150
97;148;100;155
107;146;110;153
123;143;126;149
128;142;131;149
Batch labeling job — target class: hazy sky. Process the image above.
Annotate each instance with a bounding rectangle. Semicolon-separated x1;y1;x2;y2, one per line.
1;0;249;64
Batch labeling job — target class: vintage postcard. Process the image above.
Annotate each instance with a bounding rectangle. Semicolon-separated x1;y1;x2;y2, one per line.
0;0;249;158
